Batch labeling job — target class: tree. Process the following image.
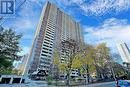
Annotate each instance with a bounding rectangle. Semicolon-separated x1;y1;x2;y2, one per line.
53;42;82;86
53;50;60;86
95;43;111;79
0;28;22;73
59;39;79;86
112;62;126;77
59;63;67;73
72;54;82;69
123;62;130;69
80;44;96;83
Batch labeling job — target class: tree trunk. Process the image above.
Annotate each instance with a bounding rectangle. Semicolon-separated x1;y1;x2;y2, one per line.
66;71;70;86
86;65;90;84
110;66;116;80
56;66;58;86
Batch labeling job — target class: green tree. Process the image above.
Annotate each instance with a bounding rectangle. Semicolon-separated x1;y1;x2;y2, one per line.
59;63;67;73
80;44;96;83
53;50;60;86
123;62;130;69
95;43;111;79
72;54;82;69
60;39;79;86
112;62;126;77
0;28;22;73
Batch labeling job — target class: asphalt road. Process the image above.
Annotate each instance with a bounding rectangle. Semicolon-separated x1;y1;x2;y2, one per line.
94;82;116;87
0;81;116;87
80;81;116;87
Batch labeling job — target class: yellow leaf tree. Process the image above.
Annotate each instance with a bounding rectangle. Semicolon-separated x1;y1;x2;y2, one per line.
95;43;111;79
72;54;82;69
53;50;60;86
80;44;96;83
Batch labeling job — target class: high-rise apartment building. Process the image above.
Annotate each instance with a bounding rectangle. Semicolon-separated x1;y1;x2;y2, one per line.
27;2;83;75
116;41;130;63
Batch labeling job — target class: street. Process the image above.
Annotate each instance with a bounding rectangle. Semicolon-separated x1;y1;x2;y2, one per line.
0;81;116;87
79;81;116;87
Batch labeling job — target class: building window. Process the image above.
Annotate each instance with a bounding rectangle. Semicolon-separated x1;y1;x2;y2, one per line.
41;54;47;57
42;50;48;53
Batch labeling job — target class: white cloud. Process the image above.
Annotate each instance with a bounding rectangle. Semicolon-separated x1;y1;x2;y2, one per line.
84;18;130;52
59;0;130;16
102;18;128;27
83;0;130;15
71;0;85;4
2;0;44;55
14;19;32;31
57;0;84;5
18;46;30;55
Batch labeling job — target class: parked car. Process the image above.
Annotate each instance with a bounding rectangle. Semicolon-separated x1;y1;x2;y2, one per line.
116;75;130;87
116;80;130;87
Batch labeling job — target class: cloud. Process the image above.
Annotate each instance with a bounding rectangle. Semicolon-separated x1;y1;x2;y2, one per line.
13;19;33;31
58;0;130;16
2;0;45;55
84;18;130;52
18;46;30;55
70;0;85;4
3;0;130;56
82;0;130;16
56;0;84;6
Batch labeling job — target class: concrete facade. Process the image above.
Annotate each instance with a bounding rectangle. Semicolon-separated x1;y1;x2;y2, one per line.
117;41;130;63
0;75;25;84
26;1;83;75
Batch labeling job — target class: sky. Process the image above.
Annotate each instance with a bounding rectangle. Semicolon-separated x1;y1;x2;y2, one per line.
1;0;130;61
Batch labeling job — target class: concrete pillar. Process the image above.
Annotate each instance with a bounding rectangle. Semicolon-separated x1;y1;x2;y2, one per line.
20;78;23;83
9;77;13;84
0;77;2;82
